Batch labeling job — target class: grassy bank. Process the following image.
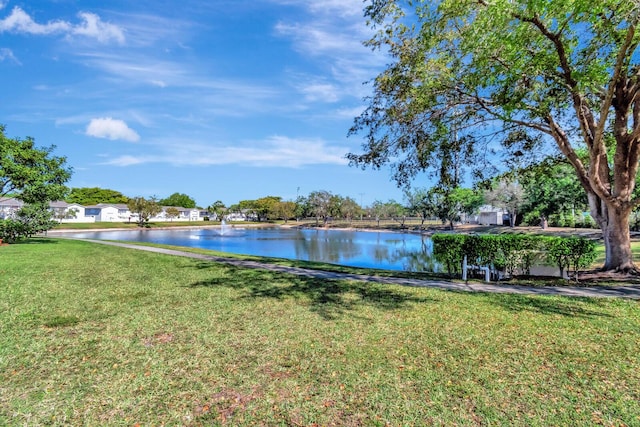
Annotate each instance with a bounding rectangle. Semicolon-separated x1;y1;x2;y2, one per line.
51;220;224;230
1;239;639;425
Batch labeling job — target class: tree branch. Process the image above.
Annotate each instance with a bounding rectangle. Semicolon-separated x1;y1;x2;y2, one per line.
596;23;637;149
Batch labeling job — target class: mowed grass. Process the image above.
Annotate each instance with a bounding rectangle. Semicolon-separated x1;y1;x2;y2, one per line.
1;240;639;426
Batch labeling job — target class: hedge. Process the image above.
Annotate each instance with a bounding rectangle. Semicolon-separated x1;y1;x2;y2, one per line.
432;233;597;280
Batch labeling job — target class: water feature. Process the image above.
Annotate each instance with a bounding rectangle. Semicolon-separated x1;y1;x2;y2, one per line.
63;227;563;276
64;227;437;272
219;219;230;236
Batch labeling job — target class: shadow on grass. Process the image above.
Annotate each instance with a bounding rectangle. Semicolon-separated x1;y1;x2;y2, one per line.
6;238;60;245
470;292;614;318
188;263;435;320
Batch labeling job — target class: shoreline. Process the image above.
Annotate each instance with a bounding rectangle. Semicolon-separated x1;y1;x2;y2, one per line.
47;222;606;238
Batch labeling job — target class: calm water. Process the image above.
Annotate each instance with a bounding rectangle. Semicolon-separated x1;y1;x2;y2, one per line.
66;227;438;272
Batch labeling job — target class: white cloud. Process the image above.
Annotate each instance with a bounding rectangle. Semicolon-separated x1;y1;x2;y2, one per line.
0;6;124;43
0;7;70;34
72;12;125;44
299;82;339;103
273;1;384;102
103;135;348;168
0;1;7;11
104;154;145;166
0;47;20;64
86;117;140;142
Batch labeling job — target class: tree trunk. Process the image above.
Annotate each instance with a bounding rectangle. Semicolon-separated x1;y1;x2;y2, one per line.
594;202;636;272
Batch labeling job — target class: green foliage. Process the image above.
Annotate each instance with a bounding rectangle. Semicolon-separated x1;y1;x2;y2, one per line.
546;237;598;279
433;234;596;279
66;187;128;205
127;196;162;227
207;200;226;221
432;234;466;275
339;196;361;222
0;203;58;243
0;126;71;241
254;196;282;221
230;197;283;222
273;200;297;222
3;239;640;425
0;124;71;204
158;192;196;208
164;206;180;221
519;156;587;224
348;0;640;270
308;190;334;225
0;219;24;243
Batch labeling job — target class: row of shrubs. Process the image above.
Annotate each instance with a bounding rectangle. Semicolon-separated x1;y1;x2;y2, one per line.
520;211;598;228
432;233;598;280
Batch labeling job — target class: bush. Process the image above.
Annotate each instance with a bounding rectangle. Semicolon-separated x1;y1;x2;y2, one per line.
522;210;542;227
432;233;596;280
545;236;597;279
0;203;58;243
0;220;26;243
432;234;465;275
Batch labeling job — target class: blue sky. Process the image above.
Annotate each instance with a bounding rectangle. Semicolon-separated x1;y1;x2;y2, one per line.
0;0;423;208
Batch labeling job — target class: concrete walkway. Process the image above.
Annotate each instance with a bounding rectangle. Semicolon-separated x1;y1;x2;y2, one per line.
81;239;640;300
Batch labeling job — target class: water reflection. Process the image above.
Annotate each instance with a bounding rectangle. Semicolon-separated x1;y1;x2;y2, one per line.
292;230;362;264
64;227;435;272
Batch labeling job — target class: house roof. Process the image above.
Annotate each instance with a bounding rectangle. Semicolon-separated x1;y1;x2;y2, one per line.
0;197;23;207
84;203;129;209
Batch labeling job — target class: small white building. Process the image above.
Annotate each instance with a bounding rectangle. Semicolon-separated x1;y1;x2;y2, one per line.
83;204;132;222
0;198;210;223
0;198;23;219
49;201;93;223
475;205;507;226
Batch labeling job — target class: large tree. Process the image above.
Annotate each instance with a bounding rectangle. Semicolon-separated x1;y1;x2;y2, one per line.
349;0;640;272
1;125;71;241
1;125;71;203
308;190;334;226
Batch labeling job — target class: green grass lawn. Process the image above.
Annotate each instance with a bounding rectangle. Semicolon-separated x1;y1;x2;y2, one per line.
1;239;639;426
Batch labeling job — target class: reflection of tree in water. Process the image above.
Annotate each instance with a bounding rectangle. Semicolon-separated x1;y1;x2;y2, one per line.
292;230;439;272
388;236;442;273
293;230;362;263
367;235;440;272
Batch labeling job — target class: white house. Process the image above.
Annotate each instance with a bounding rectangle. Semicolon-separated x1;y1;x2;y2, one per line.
476;205;508;225
0;198;210;223
0;198;23;219
83;204;132;222
49;201;93;223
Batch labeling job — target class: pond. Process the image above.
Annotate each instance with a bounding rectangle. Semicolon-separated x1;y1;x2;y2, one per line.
65;227;439;272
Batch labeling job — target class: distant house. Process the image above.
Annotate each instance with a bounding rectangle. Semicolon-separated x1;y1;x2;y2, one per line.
83;204;132;222
49;201;90;223
475;205;508;226
225;211;252;221
0;198;210;223
0;198;23;219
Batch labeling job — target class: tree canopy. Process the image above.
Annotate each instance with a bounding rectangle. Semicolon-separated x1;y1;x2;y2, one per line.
1;125;71;204
159;192;196;208
349;0;640;271
127;196;162;227
66;187;129;205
